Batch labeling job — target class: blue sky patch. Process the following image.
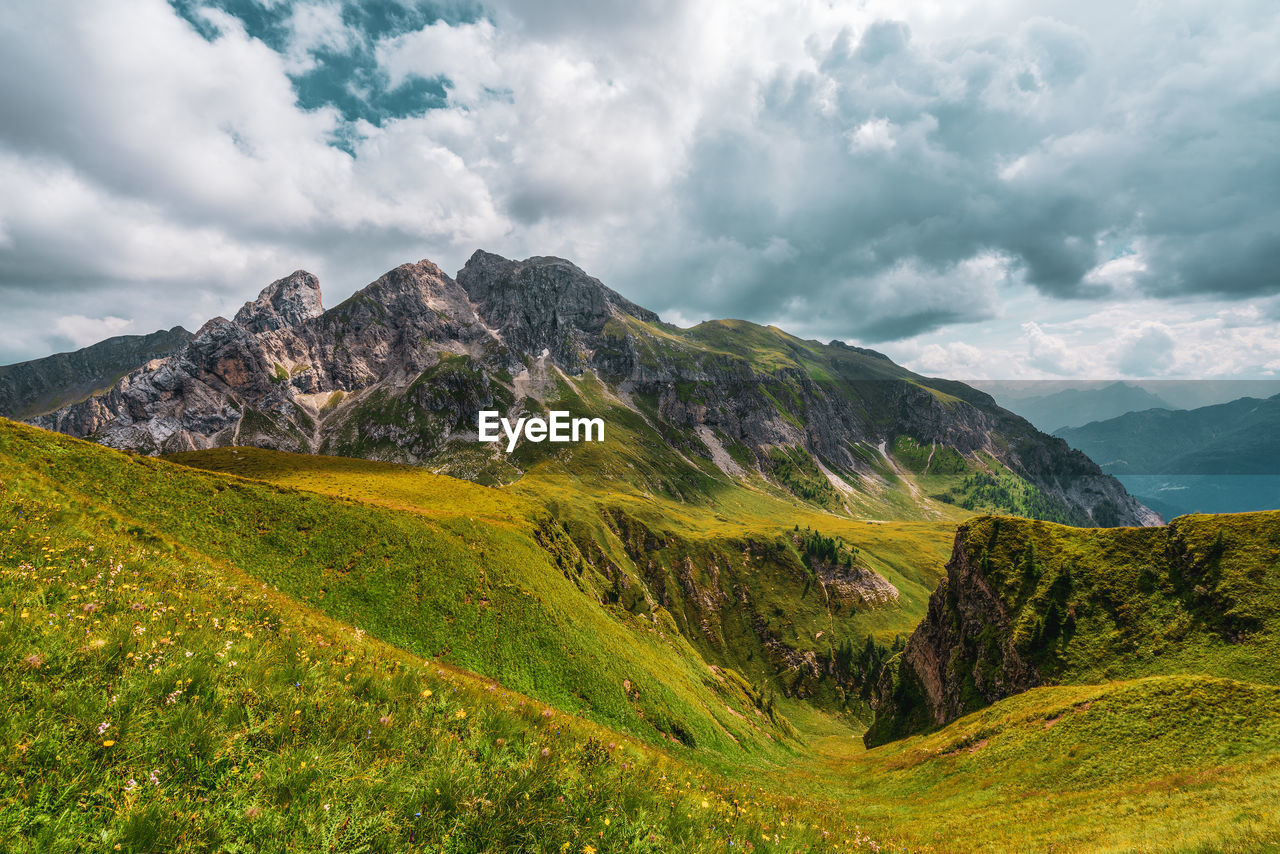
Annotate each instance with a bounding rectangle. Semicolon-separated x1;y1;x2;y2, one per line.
168;0;479;136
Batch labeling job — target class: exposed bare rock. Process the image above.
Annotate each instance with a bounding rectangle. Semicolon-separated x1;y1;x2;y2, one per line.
457;250;657;374
233;270;323;333
31;260;498;456
0;326;191;418
863;525;1042;747
817;563;900;606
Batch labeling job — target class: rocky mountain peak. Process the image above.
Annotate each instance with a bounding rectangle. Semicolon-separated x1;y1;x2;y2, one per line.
456;250;658;371
24;250;1157;531
233;270;323;334
342;259;471;318
458;251;658;325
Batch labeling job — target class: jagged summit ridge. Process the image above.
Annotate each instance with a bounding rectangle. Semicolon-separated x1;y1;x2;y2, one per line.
234;270;324;334
458;250;659;374
26;250;1156;528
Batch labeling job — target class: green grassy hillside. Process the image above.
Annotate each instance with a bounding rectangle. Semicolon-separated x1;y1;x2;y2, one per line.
866;510;1280;748
6;422;817;761
0;429;852;852
828;676;1280;851
167;441;959;713
8;418;1280;852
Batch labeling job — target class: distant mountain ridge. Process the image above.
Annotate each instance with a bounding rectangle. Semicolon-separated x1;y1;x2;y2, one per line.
988;381;1174;432
27;251;1157;528
0;326;192;419
1055;394;1280;475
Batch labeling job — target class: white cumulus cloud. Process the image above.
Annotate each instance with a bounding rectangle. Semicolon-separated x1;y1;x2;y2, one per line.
53;315;133;349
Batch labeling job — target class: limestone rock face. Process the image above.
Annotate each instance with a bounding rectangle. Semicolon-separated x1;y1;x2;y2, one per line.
31;260;495;454
863;527;1043;747
233;270;324;334
862;508;1252;748
27;250;1156;527
0;327;191;418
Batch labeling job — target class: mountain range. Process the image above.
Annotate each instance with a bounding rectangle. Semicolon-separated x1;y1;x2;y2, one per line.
1055;394;1280;475
986;381;1174;433
979;379;1280;424
14;250;1156;529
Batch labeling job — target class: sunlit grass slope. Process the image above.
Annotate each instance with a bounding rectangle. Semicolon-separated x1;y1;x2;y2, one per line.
7;419;1280;852
828;676;1280;851
0;424;866;852
149;439;1280;854
169;443;961;711
3;420;785;758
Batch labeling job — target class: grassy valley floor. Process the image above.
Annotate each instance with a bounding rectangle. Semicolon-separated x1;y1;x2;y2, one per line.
766;678;1280;851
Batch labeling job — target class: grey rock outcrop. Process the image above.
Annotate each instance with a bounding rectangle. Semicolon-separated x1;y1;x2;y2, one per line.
233;270;323;334
863;525;1042;747
0;326;191;418
31;260;495;454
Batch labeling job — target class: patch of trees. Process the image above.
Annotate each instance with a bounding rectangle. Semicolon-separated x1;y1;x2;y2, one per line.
794;525;859;568
834;633;904;699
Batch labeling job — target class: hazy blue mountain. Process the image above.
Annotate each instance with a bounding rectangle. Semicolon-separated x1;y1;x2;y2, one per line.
1055;394;1280;515
1055;394;1280;475
1137;380;1280;411
990;381;1174;432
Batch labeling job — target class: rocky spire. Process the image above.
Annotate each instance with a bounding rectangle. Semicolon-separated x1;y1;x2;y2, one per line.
234;270;324;334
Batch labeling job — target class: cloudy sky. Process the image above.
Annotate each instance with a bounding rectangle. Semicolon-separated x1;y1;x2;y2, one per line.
1;0;1278;379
